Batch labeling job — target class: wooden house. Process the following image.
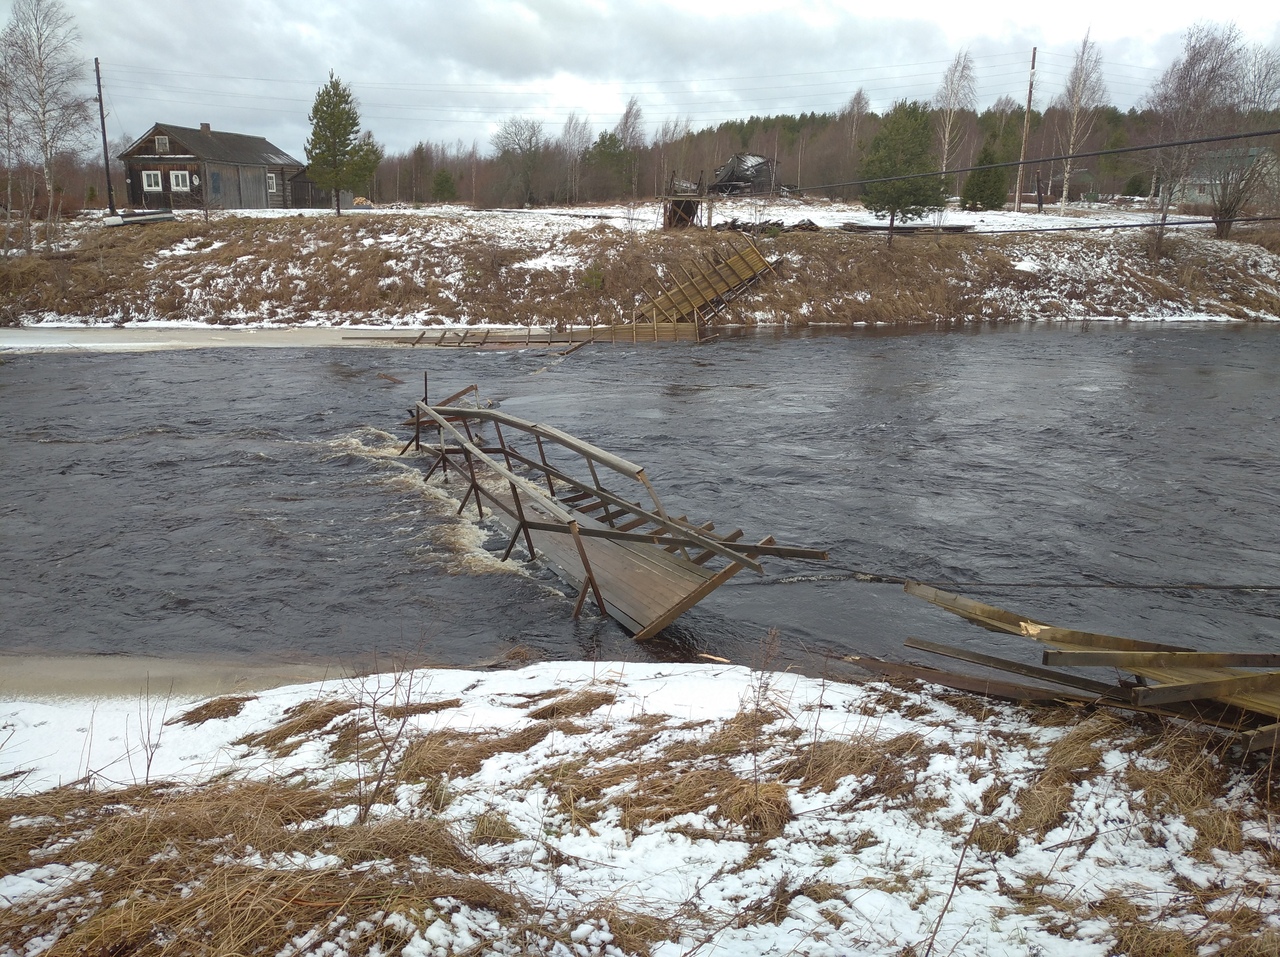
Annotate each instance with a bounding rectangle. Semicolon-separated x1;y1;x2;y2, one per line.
119;123;307;211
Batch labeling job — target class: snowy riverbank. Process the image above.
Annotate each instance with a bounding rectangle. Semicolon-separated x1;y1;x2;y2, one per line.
3;660;1278;955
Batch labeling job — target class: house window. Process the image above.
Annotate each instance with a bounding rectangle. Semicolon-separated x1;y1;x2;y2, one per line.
170;170;190;191
155;135;169;153
267;173;277;193
142;170;162;191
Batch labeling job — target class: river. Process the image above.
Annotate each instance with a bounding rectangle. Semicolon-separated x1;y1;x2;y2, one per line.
2;323;1277;682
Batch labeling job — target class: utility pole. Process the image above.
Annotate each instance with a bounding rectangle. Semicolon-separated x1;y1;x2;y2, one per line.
94;57;117;215
1014;47;1036;213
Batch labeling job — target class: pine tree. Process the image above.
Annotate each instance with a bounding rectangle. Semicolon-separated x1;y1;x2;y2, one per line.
431;168;457;202
961;139;1008;211
305;71;383;215
861;100;945;246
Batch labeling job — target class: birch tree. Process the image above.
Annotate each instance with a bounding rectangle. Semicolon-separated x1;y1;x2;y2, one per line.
613;96;644;198
1;44;19;256
842;88;870;156
653;114;692;193
1146;23;1243;251
2;0;91;245
934;49;976;194
559;112;591;204
1053;32;1107;212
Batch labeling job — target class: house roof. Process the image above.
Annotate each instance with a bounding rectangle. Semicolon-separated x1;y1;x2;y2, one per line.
122;123;303;168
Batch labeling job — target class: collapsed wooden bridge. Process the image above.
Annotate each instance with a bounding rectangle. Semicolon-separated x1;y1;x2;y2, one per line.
634;236;777;328
400;382;828;640
848;583;1280;753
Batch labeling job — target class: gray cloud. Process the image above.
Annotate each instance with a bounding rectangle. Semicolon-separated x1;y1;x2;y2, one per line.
5;1;1264;157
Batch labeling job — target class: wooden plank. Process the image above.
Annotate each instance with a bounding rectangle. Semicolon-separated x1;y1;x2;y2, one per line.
1245;723;1280;752
841;655;1088;703
904;638;1124;698
1132;671;1280;707
632;555;748;641
905;582;1191;651
1044;651;1280;669
1024;624;1192;654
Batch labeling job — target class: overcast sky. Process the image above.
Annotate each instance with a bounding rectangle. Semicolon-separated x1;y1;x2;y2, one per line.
13;1;1280;159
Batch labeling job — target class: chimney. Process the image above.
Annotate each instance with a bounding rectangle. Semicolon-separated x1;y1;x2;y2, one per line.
200;122;211;133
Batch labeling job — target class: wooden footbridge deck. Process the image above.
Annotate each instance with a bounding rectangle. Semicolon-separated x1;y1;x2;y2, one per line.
634;236;777;326
400;382;827;640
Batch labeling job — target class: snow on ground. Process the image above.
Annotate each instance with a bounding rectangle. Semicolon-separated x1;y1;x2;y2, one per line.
3;661;1277;955
187;196;1162;236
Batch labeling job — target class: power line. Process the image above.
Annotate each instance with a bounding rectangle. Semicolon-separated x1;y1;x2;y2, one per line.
791;125;1280;195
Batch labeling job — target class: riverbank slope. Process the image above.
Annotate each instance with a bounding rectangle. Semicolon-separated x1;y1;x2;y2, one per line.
3;200;1279;328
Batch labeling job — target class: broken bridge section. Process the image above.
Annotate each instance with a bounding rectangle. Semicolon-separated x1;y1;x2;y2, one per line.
632;235;779;336
400;382;827;641
849;583;1280;755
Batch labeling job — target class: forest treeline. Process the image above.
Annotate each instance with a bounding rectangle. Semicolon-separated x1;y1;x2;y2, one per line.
377;25;1280;225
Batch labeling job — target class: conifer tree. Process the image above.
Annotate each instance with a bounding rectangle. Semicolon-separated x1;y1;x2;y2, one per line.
305;71;383;215
961;139;1009;211
861;100;945;245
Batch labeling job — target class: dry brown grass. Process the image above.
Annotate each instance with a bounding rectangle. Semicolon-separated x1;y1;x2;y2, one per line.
167;693;257;726
1123;726;1242;861
381;696;463;720
527;688;617;720
9;210;1279;328
234;698;357;756
778;732;930;806
1007;713;1126;840
616;767;792;838
471;808;523;845
0;775;515;956
398;723;552;784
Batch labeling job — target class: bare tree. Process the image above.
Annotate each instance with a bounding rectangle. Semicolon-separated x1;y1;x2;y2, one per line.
985;95;1021;141
1202;44;1280;238
1054;32;1107;212
558;112;591;204
1;43;20;256
841;88;870;176
2;0;91;245
935;49;976;193
491;115;544;206
1147;23;1244;250
653;114;692;193
613;96;645;198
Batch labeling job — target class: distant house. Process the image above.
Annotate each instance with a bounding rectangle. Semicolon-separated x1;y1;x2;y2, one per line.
119;123;308;211
1176;147;1279;204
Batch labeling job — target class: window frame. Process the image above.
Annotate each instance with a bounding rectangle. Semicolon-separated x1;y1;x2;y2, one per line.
266;172;277;193
142;170;163;192
170;170;191;192
155;135;170;153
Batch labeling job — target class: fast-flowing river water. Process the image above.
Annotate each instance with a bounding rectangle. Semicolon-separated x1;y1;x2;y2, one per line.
3;323;1278;680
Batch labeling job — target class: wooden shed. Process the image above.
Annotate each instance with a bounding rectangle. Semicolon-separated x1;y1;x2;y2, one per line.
119;123;307;211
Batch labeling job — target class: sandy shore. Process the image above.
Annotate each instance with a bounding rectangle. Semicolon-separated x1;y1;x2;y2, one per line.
0;653;363;699
0;325;438;354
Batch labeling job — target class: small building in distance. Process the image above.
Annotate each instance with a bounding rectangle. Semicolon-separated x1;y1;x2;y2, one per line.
119;123;307;211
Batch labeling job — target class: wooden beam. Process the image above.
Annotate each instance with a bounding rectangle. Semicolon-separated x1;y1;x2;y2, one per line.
568;520;606;617
904;638;1124;698
1245;722;1280;752
1024;624;1192;654
1044;651;1280;669
840;655;1089;703
1132;671;1280;707
904;582;1192;652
